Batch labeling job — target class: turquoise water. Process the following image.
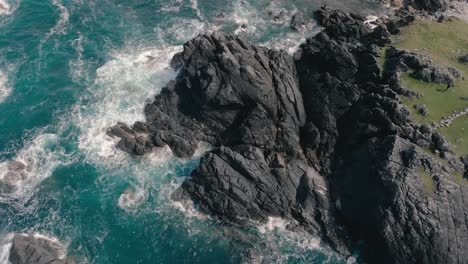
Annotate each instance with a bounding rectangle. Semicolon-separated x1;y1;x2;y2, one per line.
0;0;383;263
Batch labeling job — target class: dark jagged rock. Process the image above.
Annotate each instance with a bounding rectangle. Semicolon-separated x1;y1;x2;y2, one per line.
407;0;447;12
9;234;73;264
334;136;467;264
383;47;461;86
111;5;468;264
290;12;308;31
266;8;288;23
314;6;371;44
385;19;401;34
462;156;468;179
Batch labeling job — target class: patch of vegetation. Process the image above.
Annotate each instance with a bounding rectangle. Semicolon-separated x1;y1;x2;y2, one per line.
400;74;467;123
376;47;386;70
453;170;467;184
438;114;468;156
417;166;436;194
392;18;468;156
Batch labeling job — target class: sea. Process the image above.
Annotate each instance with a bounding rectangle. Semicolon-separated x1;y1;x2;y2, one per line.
0;0;387;263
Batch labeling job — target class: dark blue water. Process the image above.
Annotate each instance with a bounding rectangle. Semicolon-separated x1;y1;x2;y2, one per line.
0;0;384;263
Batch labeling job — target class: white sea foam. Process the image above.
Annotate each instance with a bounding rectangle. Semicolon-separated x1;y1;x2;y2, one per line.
76;45;181;165
0;70;11;103
189;0;202;19
155;18;207;43
41;0;70;45
69;33;88;84
257;217;290;234
51;0;70;35
158;0;183;13
171;200;207;220
231;0;260;36
255;217;326;261
0;133;72;202
0;0;10;15
0;234;13;264
118;186;146;210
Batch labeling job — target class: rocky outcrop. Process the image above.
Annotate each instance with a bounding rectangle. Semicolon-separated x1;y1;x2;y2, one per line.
110;5;468;264
383;47;461;86
8;234;73;264
381;0;448;12
290;12;309;31
408;0;448;12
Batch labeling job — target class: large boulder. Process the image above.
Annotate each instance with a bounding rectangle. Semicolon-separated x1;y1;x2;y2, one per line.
290;12;309;31
8;234;73;264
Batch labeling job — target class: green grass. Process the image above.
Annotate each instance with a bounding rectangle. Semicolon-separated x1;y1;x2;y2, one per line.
417;166;436;194
392;18;468;156
438;114;468;156
376;47;386;70
400;74;467;123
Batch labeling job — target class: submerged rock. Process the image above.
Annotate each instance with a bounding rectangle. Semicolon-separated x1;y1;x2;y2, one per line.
265;8;289;24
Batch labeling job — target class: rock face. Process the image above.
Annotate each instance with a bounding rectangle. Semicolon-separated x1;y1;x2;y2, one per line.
334;136;468;264
8;234;73;264
110;5;468;264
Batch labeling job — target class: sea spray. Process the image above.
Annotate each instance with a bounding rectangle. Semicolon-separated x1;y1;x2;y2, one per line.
76;45;181;165
0;133;73;204
0;0;10;15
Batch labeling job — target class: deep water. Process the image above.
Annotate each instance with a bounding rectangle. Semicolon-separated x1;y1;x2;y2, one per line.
0;0;385;263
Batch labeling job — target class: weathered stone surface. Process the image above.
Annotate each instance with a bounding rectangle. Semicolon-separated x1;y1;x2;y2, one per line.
290;12;309;31
9;234;73;264
334;136;467;264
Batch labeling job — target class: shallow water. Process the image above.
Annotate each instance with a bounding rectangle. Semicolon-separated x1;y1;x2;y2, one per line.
0;0;386;263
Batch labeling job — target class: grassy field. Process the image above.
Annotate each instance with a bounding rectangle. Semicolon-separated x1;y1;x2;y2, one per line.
438;114;468;156
391;18;468;156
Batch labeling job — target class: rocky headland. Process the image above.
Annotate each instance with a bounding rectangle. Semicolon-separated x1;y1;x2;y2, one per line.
99;0;468;263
